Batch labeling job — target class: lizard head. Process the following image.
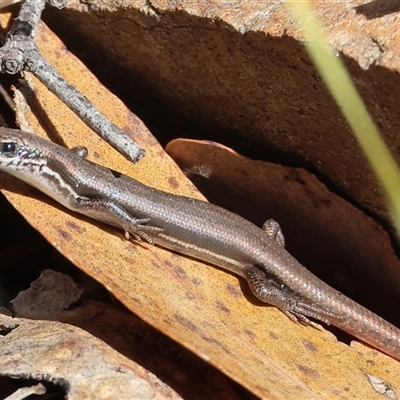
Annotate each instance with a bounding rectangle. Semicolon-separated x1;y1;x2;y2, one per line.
0;128;46;178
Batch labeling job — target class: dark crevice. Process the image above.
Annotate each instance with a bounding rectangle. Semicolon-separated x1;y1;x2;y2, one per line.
0;377;67;400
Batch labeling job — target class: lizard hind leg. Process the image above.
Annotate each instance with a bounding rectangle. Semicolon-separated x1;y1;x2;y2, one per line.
243;265;341;327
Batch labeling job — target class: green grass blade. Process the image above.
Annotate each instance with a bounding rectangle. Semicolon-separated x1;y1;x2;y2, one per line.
287;1;400;231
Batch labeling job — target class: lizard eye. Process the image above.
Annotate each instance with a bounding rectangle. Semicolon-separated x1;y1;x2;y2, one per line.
0;142;17;156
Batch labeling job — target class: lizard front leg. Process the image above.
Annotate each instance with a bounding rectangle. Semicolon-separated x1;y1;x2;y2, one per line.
74;197;162;243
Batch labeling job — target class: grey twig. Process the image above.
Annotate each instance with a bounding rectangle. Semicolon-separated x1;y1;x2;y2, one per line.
0;0;146;163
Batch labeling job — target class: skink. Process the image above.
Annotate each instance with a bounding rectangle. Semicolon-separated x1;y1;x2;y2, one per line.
0;128;399;360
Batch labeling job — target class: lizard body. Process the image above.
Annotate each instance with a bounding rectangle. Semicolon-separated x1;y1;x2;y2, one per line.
0;128;399;360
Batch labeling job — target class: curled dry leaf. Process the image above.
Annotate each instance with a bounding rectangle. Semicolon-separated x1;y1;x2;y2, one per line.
0;9;399;400
0;313;182;400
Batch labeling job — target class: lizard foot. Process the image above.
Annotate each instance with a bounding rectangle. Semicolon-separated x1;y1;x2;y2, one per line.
243;265;342;326
75;197;163;244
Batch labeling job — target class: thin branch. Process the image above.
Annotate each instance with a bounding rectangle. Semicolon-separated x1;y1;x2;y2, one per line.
0;0;146;162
